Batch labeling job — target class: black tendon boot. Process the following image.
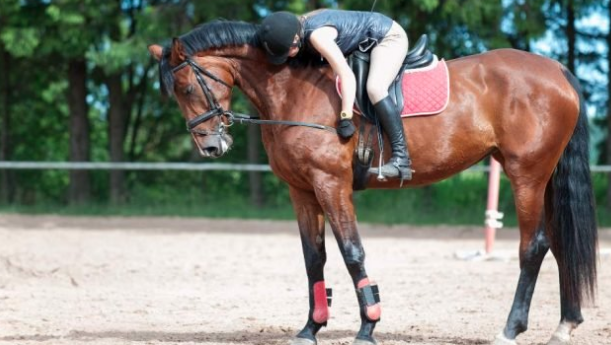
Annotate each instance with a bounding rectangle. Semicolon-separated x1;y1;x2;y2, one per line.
373;96;412;181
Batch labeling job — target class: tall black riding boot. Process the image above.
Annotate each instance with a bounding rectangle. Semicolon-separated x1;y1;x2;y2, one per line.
373;96;412;181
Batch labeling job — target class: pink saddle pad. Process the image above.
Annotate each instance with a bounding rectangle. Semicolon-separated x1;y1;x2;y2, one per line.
336;58;450;117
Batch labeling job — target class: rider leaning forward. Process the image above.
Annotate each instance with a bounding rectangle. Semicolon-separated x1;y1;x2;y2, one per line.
257;9;412;180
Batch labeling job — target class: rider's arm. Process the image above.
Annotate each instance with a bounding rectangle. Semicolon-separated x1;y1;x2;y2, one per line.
309;27;355;119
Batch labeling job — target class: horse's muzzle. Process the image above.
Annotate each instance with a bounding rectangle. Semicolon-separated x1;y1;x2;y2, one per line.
195;134;233;158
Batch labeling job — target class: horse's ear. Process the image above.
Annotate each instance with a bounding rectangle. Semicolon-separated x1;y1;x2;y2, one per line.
170;37;187;65
148;44;163;61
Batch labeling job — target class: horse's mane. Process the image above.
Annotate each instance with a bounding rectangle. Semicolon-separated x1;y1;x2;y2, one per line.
159;20;259;96
180;20;261;56
158;19;325;97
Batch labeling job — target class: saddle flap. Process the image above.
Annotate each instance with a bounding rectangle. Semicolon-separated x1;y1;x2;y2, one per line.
348;51;376;121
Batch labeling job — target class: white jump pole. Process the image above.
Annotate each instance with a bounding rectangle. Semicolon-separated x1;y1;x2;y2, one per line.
484;158;504;254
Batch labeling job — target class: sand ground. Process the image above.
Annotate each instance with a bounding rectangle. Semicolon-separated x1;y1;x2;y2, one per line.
0;215;610;345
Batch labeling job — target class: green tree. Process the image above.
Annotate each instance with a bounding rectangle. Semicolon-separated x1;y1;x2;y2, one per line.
0;40;14;204
43;0;109;205
606;0;611;212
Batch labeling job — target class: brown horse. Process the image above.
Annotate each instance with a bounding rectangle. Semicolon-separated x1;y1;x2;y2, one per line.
148;20;598;345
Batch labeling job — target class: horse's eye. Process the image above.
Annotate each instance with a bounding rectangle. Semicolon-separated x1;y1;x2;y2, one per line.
184;85;194;95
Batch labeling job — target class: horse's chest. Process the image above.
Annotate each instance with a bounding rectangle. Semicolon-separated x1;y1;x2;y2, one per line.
267;149;303;181
264;137;314;186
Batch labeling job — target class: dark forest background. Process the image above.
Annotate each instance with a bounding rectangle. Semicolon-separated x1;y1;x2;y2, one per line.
1;0;610;225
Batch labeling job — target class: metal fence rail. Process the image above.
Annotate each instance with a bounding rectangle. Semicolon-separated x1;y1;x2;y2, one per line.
1;161;611;172
0;161;272;172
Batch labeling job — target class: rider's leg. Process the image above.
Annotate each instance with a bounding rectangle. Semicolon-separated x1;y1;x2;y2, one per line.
367;22;411;180
367;22;409;104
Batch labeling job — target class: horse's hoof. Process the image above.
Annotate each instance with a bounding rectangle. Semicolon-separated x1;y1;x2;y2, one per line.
353;338;376;345
547;322;573;345
290;337;316;345
492;332;517;345
547;333;571;345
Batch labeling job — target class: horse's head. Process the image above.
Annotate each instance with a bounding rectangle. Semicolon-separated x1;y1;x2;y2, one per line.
149;39;235;158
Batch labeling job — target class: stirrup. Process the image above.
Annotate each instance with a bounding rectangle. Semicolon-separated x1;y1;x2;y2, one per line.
369;157;413;182
375;163;412;180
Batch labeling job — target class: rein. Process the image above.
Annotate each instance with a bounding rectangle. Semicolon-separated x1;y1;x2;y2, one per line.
172;58;337;135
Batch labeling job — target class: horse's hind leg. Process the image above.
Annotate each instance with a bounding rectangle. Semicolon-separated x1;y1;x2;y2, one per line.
544;202;586;345
289;187;329;345
494;175;549;345
543;69;598;345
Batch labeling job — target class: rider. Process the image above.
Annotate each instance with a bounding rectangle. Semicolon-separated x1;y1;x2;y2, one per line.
256;9;412;180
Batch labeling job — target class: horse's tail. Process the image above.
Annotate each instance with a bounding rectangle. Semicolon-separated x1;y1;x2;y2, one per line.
545;68;598;307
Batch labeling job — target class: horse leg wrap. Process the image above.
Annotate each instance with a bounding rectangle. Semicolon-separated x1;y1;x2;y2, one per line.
356;278;381;322
312;281;332;324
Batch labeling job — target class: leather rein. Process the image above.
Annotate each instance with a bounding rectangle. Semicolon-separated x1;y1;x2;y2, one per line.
172;58;337;136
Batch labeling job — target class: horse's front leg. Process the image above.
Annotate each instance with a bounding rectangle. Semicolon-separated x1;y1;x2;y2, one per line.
314;179;381;345
289;187;330;345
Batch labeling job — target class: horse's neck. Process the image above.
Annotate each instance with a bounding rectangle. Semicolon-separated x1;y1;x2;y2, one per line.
236;59;338;125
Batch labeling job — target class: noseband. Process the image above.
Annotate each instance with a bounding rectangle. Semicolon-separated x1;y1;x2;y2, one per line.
171;57;337;135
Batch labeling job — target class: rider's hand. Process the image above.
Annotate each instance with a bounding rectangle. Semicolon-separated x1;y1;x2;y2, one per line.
338;111;355;139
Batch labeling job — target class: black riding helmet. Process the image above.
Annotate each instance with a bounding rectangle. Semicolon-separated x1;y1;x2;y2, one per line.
257;12;302;65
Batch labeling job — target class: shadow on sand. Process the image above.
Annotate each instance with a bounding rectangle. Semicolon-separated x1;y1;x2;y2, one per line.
0;329;495;345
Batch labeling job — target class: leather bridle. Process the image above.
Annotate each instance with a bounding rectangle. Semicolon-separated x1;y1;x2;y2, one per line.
172;58;233;136
171;57;337;136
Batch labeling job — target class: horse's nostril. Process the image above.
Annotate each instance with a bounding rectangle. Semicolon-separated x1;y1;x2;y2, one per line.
204;147;217;155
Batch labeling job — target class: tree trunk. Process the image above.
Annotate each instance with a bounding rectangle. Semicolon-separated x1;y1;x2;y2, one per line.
106;73;126;204
566;0;576;73
67;59;91;205
247;124;264;207
127;64;152;161
0;46;15;204
307;0;323;10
